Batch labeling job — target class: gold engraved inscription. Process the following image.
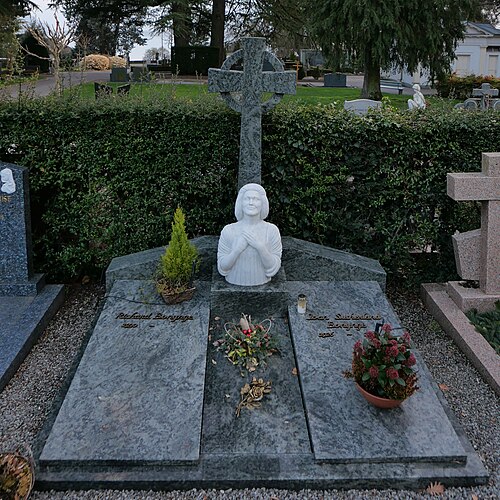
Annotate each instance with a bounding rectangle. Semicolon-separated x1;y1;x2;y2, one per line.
313;312;381;338
0;196;11;203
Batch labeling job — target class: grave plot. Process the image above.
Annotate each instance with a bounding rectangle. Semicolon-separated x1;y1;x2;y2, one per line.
35;243;488;490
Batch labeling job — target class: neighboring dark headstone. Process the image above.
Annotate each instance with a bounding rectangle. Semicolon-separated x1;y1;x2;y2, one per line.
0;162;64;391
117;84;131;96
324;73;347;87
94;82;113;98
110;67;129;83
0;164;42;296
131;66;150;83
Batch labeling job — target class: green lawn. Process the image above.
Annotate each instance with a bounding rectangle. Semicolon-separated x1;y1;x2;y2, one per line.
69;81;456;110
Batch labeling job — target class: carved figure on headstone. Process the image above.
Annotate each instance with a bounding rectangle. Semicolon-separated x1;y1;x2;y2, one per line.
0;168;16;194
408;84;426;110
217;183;282;286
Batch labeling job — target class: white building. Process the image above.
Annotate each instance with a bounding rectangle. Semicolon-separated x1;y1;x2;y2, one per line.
385;22;500;87
453;22;500;77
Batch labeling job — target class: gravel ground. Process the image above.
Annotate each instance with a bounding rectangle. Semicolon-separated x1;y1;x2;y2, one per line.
0;283;498;499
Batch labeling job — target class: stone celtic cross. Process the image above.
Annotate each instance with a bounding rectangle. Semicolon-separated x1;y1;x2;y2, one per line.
472;83;499;110
447;153;500;296
208;37;296;188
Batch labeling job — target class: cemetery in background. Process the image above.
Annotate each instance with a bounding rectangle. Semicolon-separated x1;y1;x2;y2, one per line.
0;93;498;285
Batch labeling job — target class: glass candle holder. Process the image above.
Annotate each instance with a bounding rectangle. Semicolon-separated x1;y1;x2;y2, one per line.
297;294;307;314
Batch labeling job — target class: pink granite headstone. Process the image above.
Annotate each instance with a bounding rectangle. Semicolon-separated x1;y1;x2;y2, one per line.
446;152;500;311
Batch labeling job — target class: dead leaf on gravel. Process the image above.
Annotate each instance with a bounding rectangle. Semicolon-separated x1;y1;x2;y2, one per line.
292;367;298;376
426;481;445;495
438;383;449;392
472;494;479;500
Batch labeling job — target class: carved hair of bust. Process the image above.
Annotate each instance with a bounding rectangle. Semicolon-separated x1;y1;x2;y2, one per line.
0;168;16;195
234;183;269;220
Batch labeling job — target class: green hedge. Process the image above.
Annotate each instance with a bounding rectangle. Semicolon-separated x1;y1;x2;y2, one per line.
171;46;220;75
436;74;500;99
0;95;497;284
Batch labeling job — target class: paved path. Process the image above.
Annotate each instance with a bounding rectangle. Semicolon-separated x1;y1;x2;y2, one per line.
0;71;109;99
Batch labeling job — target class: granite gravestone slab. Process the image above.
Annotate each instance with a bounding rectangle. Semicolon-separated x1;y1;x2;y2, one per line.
36;241;488;489
287;281;466;464
40;279;210;463
208;37;296;187
0;162;64;391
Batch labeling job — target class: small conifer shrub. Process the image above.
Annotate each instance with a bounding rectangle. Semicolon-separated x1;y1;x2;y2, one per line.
156;207;199;302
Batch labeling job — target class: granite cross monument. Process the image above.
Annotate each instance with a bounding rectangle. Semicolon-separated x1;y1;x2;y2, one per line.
208;37;296;188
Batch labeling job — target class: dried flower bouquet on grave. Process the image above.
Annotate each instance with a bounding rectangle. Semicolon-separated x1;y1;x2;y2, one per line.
350;323;419;401
214;313;278;372
236;377;272;417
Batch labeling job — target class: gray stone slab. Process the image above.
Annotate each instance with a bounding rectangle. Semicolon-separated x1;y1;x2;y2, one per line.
202;315;311;454
40;279;210;464
282;237;386;289
0;284;64;391
211;266;287;318
35;276;489;490
286;281;466;464
105;236;386;292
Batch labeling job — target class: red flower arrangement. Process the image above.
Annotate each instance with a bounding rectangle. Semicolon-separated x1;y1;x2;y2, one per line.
351;323;419;401
214;313;279;372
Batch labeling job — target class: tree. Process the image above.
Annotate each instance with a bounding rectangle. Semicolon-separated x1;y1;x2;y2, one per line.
478;1;500;23
0;1;38;17
151;1;212;48
306;0;479;99
224;0;308;55
0;14;20;72
210;0;225;65
55;0;149;55
21;12;76;94
144;46;169;61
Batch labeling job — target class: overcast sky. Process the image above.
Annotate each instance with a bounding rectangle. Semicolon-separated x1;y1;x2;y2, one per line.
26;0;164;60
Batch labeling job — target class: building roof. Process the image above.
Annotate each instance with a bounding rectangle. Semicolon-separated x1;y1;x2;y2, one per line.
468;22;500;36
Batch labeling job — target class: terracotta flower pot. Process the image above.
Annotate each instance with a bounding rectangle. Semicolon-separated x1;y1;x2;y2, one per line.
159;286;196;305
355;383;403;409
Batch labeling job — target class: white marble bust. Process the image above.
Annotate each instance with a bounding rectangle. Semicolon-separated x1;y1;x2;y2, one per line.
217;183;282;286
0;168;16;194
408;84;426;110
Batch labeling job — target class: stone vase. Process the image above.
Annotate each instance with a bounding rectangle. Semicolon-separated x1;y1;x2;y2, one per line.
355;383;403;409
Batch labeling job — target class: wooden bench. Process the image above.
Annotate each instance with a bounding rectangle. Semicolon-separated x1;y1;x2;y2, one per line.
380;79;404;95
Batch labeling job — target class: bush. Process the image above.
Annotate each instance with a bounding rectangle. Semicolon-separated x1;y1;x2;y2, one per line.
0;96;497;284
108;56;126;68
436;73;500;99
80;54;110;70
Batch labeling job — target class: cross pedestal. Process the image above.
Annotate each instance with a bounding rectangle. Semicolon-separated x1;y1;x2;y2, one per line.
446;152;500;311
208;37;296;188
